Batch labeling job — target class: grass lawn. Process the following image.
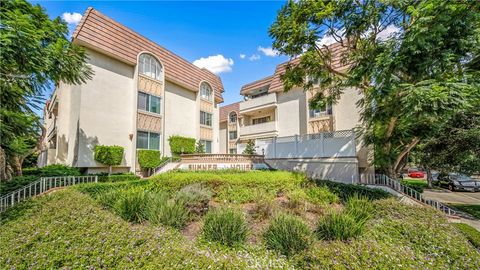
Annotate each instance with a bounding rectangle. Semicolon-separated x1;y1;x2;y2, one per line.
1;170;479;269
449;204;480;219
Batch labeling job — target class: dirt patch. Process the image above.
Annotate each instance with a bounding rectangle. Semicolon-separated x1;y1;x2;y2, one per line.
182;221;202;241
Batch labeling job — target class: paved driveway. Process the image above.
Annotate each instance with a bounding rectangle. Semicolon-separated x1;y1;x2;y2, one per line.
423;189;480;205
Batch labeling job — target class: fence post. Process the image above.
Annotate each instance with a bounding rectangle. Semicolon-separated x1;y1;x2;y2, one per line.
273;137;277;158
294;135;299;157
320;133;325;157
95;176;98;183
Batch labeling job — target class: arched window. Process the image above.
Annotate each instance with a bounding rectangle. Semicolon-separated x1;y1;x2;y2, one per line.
139;53;162;80
229;112;237;123
200;82;213;101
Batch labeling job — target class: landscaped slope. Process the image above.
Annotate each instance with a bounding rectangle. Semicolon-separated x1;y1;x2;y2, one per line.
0;189;289;269
1;171;479;269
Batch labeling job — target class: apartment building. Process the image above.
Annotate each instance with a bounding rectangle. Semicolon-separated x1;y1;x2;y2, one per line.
39;8;223;174
219;51;371;178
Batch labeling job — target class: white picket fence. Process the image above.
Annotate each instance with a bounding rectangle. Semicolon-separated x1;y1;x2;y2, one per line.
0;175;98;213
361;174;457;216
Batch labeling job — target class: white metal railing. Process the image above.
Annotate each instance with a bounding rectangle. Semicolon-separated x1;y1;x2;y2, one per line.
361;174;457;216
0;175;98;213
153;157;181;175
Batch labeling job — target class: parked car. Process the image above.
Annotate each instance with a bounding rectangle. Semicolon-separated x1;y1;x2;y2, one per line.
434;173;480;192
407;168;425;178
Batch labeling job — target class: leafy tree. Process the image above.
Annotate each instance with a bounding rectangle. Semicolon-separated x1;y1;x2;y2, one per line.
195;141;205;153
269;0;480;177
242;140;256;155
415;107;480;187
0;0;92;180
94;145;124;175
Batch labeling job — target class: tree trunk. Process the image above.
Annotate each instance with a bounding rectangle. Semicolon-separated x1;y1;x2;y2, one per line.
426;167;433;188
0;147;10;181
12;156;23;177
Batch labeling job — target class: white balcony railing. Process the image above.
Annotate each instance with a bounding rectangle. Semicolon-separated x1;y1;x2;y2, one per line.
240;93;277;112
239;121;277;137
46;118;57;137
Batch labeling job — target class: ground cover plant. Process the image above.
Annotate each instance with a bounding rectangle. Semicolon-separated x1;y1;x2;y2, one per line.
453;223;480;249
449;204;480;219
1;170;479;269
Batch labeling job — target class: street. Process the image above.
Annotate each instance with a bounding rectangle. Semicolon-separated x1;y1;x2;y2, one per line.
423;189;480;205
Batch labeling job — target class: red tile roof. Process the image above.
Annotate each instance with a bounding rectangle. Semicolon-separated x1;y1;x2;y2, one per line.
240;75;273;95
219;102;240;122
73;7;224;102
241;43;349;95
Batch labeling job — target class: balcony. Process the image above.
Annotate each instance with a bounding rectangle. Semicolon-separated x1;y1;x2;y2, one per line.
239;121;278;138
46;118;57;139
240;93;277;112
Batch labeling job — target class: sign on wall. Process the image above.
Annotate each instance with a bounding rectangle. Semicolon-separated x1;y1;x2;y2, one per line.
178;163;255;171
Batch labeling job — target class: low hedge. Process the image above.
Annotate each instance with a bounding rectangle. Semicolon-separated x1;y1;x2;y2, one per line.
401;180;427;193
453;223;480;248
168;136;195;155
94;145;124;167
98;174;141;183
137;149;162;169
315;180;391;201
1;165;81;195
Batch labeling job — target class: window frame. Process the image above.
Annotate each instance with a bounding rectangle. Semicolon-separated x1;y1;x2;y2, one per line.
200;111;213;127
139;54;163;81
200;140;212;153
309;104;332;118
229;131;237;140
229;112;237;123
136;130;161;150
200;82;213;102
138;91;161;114
252;116;271;125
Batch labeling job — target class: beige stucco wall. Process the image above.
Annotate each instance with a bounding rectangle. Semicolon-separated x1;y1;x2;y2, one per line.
76;49;136;168
163;81;197;156
219;122;227;153
276;88;307;137
333;87;362;131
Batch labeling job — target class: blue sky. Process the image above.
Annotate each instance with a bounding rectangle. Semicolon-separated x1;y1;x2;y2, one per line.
32;1;290;106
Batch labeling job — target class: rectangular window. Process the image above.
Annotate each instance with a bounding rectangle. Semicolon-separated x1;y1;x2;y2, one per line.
229;149;237;154
150;96;160;114
136;131;160;150
200;140;212;153
309;104;332;118
252;116;271;125
138;92;161;114
138;92;149;111
229;131;237;140
136;131;149;149
200;111;212;126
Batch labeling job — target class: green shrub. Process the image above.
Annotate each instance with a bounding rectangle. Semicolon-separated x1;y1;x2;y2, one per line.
453;223;480;248
195;140;205;153
345;194;374;221
168;136;196;155
202;208;248;247
97;189;119;209
98;174;140;182
113;188;148;223
137;149;162;170
287;189;308;209
23;164;81;177
174;183;212;215
0;175;38;195
305;186;339;205
401;180;427;193
316;211;367;241
449;204;480;219
145;192;190;229
263;214;312;257
315;180;391;201
94;145;124;174
1;165;81;195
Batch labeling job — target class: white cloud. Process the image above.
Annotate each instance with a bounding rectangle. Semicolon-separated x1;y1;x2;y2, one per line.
377;24;401;41
248;54;261;61
193;54;234;74
239;54;246;59
62;12;82;25
257;46;279;57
